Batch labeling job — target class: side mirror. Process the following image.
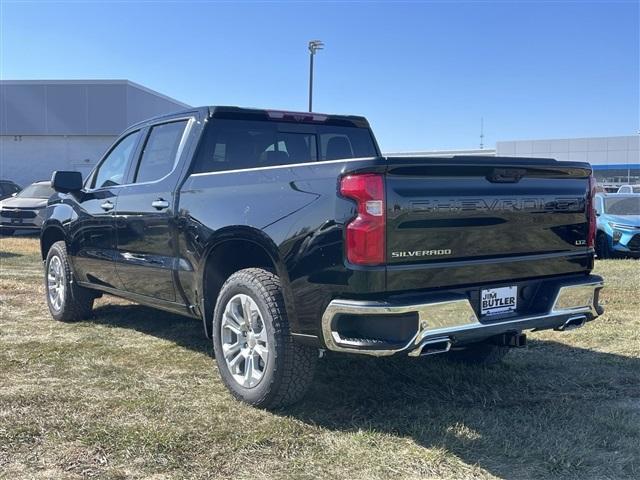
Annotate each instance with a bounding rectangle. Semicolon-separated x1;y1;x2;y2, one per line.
51;171;83;193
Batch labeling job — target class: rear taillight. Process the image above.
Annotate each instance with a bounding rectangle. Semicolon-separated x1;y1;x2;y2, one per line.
340;173;385;265
587;174;597;248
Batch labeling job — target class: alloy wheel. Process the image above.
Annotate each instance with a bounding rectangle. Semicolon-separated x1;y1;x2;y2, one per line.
47;255;65;311
220;294;269;388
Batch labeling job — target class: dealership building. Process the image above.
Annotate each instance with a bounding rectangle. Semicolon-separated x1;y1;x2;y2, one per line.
1;79;638;189
388;135;640;188
0;80;190;187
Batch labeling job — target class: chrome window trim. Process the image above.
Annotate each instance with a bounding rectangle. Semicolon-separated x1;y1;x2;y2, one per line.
189;156;378;177
84;116;195;192
130;117;194;186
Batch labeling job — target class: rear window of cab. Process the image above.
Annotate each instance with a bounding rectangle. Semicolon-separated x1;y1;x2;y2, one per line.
192;119;377;173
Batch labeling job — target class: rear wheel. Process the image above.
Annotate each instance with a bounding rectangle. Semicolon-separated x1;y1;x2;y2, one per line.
45;241;95;321
212;268;317;408
446;341;510;365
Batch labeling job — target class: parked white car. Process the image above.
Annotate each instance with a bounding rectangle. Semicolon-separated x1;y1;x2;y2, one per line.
0;181;54;236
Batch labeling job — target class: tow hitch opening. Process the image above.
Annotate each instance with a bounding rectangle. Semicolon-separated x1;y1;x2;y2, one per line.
492;332;527;348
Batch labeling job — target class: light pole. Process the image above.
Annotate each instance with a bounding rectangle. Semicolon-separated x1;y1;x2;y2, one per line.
308;40;324;112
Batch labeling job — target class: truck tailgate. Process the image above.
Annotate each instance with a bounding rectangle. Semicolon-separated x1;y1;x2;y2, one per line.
384;156;593;291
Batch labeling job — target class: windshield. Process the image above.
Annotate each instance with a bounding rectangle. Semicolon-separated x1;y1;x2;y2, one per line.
604;197;640;215
16;183;54;199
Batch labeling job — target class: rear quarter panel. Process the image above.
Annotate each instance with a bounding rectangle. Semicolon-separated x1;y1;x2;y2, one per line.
177;157;386;336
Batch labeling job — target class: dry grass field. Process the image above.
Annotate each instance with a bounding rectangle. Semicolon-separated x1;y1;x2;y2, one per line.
1;236;639;479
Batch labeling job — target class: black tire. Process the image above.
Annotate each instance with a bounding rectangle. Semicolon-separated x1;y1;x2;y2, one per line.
44;241;94;322
0;229;14;236
595;232;612;259
446;341;510;365
212;268;317;408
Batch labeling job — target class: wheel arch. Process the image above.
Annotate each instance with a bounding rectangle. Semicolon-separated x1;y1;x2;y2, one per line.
198;226;296;338
40;222;67;260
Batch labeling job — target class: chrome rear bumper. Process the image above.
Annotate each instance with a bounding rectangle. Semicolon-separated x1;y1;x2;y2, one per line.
321;277;604;357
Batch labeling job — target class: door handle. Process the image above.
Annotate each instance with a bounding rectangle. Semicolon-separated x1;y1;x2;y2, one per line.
151;198;170;210
100;200;114;211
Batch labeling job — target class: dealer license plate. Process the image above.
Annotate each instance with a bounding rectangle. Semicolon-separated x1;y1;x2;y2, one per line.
480;286;517;316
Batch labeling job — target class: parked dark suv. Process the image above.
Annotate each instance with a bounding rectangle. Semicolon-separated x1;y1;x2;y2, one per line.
40;106;604;408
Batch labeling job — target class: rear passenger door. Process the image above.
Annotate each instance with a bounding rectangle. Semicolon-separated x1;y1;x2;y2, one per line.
114;116;195;302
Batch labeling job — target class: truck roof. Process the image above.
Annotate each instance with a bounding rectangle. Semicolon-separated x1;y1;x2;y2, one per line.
208;106;370;128
127;106;371;130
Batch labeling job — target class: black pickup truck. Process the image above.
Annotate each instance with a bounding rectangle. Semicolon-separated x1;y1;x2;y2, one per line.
41;106;604;407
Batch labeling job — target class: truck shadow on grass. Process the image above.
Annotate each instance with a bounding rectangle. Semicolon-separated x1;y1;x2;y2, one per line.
91;303;212;355
0;251;24;259
295;349;640;479
90;303;640;479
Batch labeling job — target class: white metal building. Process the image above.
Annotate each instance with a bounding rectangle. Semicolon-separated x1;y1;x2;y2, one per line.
496;136;640;186
0;80;190;187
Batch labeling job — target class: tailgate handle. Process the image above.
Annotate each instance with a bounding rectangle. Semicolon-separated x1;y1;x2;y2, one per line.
486;168;526;183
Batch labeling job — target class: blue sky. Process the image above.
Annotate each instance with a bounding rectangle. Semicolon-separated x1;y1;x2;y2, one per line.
1;0;638;151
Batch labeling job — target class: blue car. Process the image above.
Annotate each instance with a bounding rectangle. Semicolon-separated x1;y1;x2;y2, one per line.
594;193;640;258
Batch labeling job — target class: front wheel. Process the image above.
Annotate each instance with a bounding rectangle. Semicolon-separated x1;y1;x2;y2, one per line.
45;241;95;321
212;268;317;408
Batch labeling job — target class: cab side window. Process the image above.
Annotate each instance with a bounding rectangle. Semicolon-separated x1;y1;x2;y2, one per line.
92;131;141;189
134;120;188;183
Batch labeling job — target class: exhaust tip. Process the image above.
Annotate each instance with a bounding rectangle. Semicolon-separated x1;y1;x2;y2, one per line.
555;315;587;332
409;337;452;357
